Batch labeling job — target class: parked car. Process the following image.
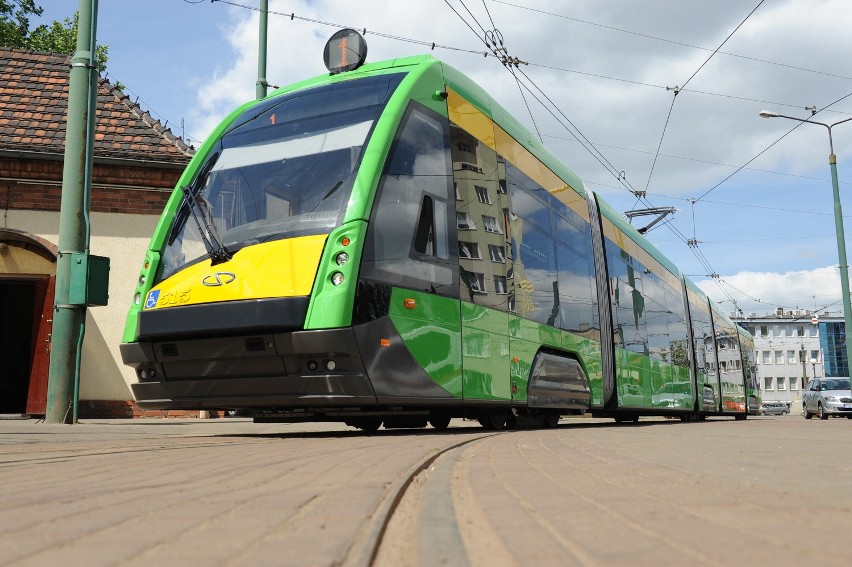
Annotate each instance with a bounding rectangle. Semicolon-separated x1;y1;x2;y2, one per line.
761;401;789;416
802;378;852;419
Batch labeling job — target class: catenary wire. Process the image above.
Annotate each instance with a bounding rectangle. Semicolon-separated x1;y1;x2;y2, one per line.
694;88;852;202
644;0;765;193
490;0;852;83
546;134;852;187
679;0;765;92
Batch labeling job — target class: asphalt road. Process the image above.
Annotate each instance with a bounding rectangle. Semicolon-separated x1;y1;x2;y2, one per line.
1;414;849;566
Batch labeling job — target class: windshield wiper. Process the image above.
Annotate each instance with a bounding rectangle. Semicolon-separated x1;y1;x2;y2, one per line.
172;149;232;265
182;184;232;265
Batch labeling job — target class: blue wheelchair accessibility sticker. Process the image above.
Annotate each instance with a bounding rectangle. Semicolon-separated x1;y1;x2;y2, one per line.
145;290;160;309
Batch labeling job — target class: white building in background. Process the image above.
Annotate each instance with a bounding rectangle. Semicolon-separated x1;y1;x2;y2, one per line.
732;307;848;413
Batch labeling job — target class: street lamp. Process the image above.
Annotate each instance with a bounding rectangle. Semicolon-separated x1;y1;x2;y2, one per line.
811;357;818;380
760;110;852;396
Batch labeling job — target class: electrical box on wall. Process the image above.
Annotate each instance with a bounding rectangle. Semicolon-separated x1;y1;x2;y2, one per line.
69;252;110;306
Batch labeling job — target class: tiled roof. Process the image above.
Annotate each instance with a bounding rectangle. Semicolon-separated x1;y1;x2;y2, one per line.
0;47;194;163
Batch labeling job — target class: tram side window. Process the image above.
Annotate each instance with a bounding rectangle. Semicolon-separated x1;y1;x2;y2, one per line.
451;123;510;310
664;286;690;368
511;215;558;324
642;272;670;363
556;243;598;336
688;293;714;376
741;335;756;385
413;195;449;258
361;103;457;296
606;240;648;354
508;177;557;325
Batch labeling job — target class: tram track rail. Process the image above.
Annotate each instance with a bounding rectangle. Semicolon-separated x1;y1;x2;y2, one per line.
352;432;502;567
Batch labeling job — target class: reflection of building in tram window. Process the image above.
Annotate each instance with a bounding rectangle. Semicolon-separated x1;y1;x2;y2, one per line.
458;240;481;259
482;215;501;233
474;185;491;204
488;244;505;263
457;212;476;230
467;271;486;293
494;275;508;294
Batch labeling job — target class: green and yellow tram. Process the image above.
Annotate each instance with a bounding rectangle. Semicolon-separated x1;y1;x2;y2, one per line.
120;31;752;429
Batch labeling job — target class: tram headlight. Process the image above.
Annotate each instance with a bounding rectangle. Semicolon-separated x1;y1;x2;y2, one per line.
335;252;349;266
138;274;146;286
137;367;157;381
331;272;345;286
134;292;142;305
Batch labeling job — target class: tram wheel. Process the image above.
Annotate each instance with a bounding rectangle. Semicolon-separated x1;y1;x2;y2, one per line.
351;417;382;432
542;413;559;428
478;409;509;430
506;413;518;430
428;413;452;431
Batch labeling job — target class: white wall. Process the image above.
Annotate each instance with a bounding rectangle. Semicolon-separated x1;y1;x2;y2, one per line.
9;209;159;400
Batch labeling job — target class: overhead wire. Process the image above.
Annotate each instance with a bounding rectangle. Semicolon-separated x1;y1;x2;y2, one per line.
525;61;852;117
490;0;852;83
480;44;732;287
477;0;852;296
694;88;852;202
643;95;677;193
481;0;498;30
210;0;490;56
444;0;542;142
680;0;765;92
508;60;734;292
456;0;490;34
544;133;852;187
644;0;765;193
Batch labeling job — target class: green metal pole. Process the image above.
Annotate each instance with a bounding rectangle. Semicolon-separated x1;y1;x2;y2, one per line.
46;0;98;424
256;0;268;100
829;154;852;386
759;112;852;392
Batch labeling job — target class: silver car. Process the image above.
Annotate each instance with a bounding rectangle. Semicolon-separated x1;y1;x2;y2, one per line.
803;378;852;419
761;401;789;415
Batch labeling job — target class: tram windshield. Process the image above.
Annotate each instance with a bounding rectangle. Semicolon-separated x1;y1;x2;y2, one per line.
158;73;404;282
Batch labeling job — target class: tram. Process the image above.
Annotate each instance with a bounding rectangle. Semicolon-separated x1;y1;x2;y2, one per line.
120;30;753;429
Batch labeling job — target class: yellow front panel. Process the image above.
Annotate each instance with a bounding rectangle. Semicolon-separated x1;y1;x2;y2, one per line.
143;235;327;310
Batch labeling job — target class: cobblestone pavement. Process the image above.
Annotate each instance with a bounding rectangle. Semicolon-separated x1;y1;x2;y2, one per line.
1;415;850;566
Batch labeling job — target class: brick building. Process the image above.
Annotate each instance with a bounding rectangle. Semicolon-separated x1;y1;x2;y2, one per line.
0;48;195;417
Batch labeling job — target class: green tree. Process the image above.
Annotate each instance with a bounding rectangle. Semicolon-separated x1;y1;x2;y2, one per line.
0;0;43;47
1;2;110;73
30;13;109;73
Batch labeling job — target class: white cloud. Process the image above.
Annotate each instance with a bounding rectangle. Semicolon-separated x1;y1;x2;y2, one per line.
696;265;844;316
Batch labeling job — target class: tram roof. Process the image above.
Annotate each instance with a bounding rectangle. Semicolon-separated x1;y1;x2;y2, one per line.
265;54;588;197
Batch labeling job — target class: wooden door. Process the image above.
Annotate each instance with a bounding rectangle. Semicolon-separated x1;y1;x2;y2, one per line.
26;276;54;416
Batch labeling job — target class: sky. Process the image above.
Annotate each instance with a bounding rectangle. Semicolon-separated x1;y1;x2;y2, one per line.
34;0;852;318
